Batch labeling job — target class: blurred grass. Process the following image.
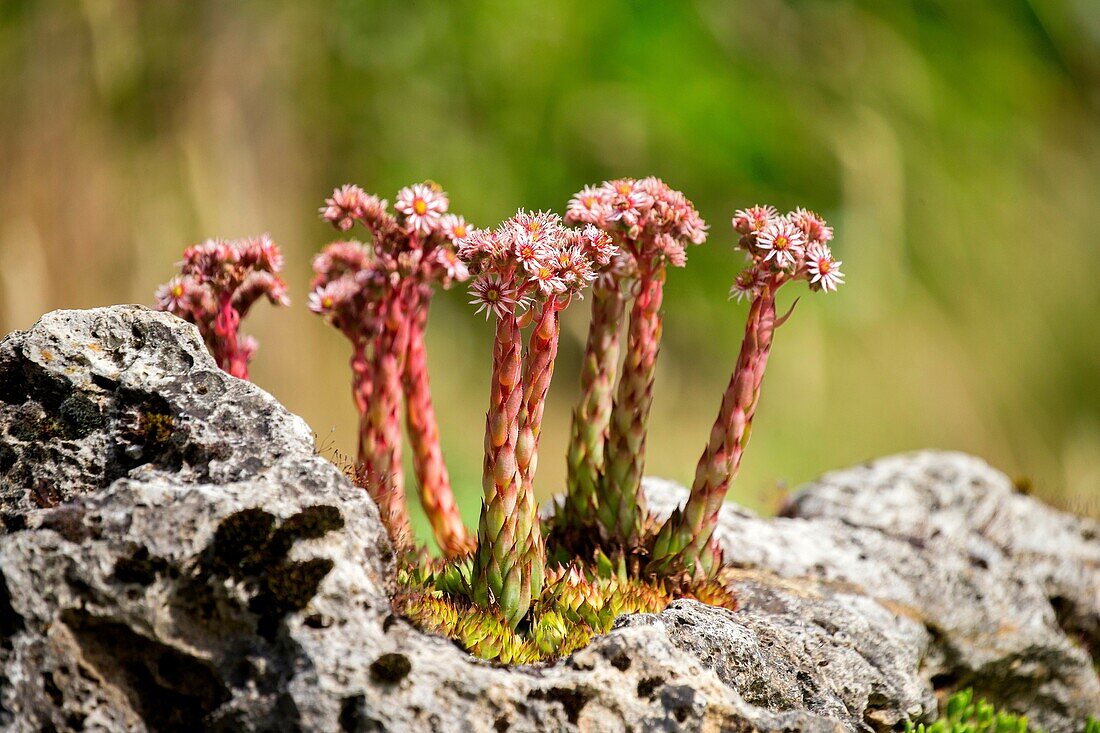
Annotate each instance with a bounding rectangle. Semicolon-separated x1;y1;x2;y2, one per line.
1;0;1097;545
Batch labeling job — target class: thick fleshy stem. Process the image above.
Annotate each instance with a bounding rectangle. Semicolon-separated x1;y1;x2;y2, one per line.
403;290;473;557
649;285;777;577
597;264;665;548
518;302;559;494
351;338;374;471
351;340;372;420
511;300;559;600
472;312;533;629
562;275;627;526
361;289;413;550
213;294;248;379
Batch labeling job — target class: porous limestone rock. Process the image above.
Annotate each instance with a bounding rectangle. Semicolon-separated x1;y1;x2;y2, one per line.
0;307;1096;732
790;452;1100;663
645;467;1100;733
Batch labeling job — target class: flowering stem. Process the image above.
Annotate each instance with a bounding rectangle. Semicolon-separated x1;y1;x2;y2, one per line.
562;275;627;527
649;283;777;577
518;301;559;493
472;311;534;628
598;263;665;549
213;293;248;380
352;338;374;489
403;290;473;557
509;300;560;601
361;289;412;550
351;339;372;421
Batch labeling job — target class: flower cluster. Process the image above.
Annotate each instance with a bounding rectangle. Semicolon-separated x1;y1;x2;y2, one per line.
460;211;615;318
308;240;383;339
315;181;470;297
155;235;288;380
566;177;707;266
730;205;843;299
311;182;473;555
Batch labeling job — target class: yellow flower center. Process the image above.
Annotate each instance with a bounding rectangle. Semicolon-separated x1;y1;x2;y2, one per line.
454;224;467;238
775;235;789;249
171;285;184;297
414;199;427;215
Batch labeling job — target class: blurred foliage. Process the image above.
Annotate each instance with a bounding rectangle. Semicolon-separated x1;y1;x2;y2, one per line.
1;0;1098;547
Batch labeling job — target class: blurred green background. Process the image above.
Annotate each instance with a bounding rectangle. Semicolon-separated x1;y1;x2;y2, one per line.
2;0;1098;544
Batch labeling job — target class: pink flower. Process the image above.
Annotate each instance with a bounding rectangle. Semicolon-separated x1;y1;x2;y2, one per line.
789;207;833;244
469;273;520;319
440;214;470;242
245;270;291;307
552;245;595;287
155;276;192;313
395;183;447;235
515;234;552;273
156;235;288;380
254;234;285;272
457;228;504;267
729;267;764;303
307;286;337;315
311;241;373;286
756;218;806;268
566;186;609;226
680;208;709;245
321;184;370;231
309;277;360;314
512;210;562;241
655;234;687;268
805;243;844;292
579;225;617;266
732;205;778;236
531;263;567;295
435;248;469;283
604;178;653;226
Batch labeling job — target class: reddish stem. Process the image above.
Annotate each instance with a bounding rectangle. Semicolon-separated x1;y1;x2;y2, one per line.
472;310;535;628
599;262;665;548
649;282;778;576
403;290;473;557
214;293;248;380
361;289;412;550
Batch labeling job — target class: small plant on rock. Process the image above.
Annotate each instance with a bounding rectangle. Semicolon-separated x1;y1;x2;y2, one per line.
308;181;844;662
155;235;289;380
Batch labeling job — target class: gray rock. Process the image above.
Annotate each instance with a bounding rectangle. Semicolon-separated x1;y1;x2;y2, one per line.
790;452;1100;662
645;465;1100;732
0;307;1096;732
0;306;316;522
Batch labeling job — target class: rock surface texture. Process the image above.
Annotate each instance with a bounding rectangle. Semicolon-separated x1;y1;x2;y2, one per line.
0;306;1097;732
